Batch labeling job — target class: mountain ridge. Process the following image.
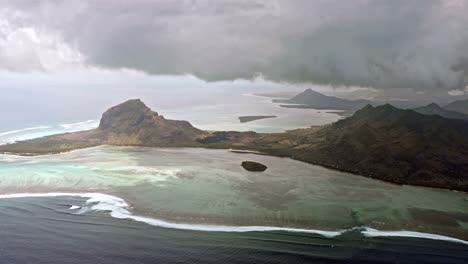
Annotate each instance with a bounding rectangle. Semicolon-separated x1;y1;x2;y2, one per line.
274;88;371;111
413;102;468;121
1;99;467;191
444;99;468;115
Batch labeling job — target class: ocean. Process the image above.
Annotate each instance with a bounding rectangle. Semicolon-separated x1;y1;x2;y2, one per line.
0;195;467;263
0;146;467;263
0;92;467;263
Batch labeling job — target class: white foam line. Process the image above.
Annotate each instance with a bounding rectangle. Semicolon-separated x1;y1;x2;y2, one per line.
0;192;466;245
0;145;104;159
0;126;50;136
59;120;97;129
362;228;468;245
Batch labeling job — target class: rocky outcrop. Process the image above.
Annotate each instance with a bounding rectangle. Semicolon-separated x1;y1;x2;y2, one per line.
2;100;468;191
97;99;208;146
241;161;267;172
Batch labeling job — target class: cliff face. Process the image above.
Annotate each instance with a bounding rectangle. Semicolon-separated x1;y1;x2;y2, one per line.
1;100;468;191
99;99;156;132
0;99;209;154
97;99;207;146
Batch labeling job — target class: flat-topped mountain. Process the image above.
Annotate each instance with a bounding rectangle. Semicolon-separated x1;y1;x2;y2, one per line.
1;99;467;191
413;102;468;121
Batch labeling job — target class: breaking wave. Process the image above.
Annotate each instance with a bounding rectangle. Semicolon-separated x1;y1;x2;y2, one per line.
0;192;466;245
0;126;51;137
0;120;98;145
59;120;98;130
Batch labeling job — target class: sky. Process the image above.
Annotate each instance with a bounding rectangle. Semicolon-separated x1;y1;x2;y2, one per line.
0;0;468;118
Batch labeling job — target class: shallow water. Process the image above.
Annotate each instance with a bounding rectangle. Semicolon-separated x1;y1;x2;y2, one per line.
0;194;467;263
0;93;341;145
0;146;467;242
165;93;342;132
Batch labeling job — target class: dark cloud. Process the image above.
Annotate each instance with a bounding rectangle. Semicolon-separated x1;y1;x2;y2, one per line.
1;0;468;93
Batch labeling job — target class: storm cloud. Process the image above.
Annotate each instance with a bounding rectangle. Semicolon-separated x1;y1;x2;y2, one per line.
1;0;467;93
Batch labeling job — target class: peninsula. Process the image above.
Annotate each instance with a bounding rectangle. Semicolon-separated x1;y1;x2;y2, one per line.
238;115;277;123
1;99;467;191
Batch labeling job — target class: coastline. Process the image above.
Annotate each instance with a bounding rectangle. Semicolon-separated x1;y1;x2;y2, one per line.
2;142;468;194
238;115;277;123
0;190;467;244
1;145;467;242
1;99;467;193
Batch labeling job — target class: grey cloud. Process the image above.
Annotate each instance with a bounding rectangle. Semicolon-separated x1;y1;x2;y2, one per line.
1;0;468;93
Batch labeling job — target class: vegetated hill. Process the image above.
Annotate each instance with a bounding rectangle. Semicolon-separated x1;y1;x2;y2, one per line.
413;103;468;121
274;88;371;110
1;100;468;191
287;104;468;191
444;99;468;115
197;104;468;191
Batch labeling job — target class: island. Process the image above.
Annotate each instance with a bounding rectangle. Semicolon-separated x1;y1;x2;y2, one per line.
1;99;467;192
238;115;277;123
413;103;468;121
444;99;468;115
274;88;371;111
241;161;268;172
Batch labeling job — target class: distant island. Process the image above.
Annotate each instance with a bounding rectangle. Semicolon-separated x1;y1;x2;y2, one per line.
238;115;277;123
413;103;468;121
274;88;371;112
444;99;468;115
275;88;426;115
1;99;467;192
276;88;468;121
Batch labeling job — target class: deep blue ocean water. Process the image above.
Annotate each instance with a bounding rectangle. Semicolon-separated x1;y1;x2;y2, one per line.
0;196;466;264
0;89;467;263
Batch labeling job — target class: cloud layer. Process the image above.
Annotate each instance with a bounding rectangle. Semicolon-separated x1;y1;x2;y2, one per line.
1;0;467;94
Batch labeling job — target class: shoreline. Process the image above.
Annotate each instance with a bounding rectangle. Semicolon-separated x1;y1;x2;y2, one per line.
2;143;468;194
2;99;466;192
0;190;467;244
238;115;277;123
